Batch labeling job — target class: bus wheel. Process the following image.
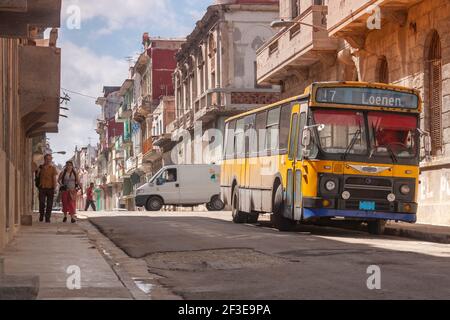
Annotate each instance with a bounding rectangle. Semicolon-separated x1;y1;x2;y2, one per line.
271;184;296;232
368;221;386;235
232;187;248;223
247;212;259;224
146;196;163;212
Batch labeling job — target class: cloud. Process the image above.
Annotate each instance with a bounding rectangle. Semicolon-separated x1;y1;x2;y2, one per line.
62;0;184;36
48;40;129;165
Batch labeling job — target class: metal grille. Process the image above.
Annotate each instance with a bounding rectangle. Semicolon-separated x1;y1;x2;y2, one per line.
345;177;392;187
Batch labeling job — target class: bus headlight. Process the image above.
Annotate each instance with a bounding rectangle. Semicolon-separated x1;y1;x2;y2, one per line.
400;185;411;195
387;193;396;202
342;191;351;200
325;180;337;192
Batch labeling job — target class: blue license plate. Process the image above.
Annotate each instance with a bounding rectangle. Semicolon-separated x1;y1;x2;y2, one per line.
359;201;376;211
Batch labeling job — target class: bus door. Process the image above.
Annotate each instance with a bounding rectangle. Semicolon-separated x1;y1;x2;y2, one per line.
294;104;308;221
284;103;300;219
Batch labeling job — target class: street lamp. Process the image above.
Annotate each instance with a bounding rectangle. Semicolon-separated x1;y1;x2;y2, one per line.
270;19;327;31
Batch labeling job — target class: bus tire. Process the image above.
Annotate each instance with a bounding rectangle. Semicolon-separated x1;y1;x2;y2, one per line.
232;187;248;223
271;184;296;232
146;196;163;212
247;212;259;224
368;221;386;235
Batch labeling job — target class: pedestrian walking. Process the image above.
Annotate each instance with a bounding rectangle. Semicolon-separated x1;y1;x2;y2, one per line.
85;183;97;211
58;161;81;223
36;154;58;223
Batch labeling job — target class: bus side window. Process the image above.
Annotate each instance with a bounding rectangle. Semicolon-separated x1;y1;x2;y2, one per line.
245;114;257;158
279;104;293;155
235;118;246;159
225;120;236;160
255;111;267;157
265;107;281;154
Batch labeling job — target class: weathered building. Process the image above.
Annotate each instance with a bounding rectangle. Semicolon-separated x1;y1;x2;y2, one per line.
0;0;62;251
256;0;450;226
173;0;280;165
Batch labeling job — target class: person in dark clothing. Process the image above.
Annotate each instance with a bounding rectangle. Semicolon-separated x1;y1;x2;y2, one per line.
84;183;96;211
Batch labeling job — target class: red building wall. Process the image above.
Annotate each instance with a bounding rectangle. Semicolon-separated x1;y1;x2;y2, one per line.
149;48;178;105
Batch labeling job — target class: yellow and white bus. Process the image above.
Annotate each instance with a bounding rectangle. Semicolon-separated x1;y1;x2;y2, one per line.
221;82;430;234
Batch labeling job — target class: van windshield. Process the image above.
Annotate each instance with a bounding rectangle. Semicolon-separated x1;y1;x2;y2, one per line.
149;168;164;183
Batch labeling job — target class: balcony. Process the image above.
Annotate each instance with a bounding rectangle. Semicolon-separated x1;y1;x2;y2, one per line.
115;104;132;122
256;4;338;85
188;88;280;127
19;45;61;137
112;149;124;161
125;156;137;174
327;0;422;49
142;137;153;156
0;0;61;38
106;174;118;185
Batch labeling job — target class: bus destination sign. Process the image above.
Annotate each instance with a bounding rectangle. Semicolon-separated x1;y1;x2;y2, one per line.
315;87;419;109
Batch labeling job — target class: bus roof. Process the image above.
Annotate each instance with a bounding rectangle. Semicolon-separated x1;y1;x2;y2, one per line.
225;82;422;123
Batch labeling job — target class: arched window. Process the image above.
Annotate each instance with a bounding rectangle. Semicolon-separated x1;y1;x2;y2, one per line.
425;30;442;156
376;56;389;84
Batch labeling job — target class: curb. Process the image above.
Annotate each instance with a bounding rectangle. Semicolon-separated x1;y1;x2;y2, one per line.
385;226;450;244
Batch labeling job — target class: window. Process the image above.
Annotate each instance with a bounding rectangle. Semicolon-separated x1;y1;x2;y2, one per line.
224;120;236;160
235;118;246;159
161;168;177;183
255;111;267;155
288;114;298;160
425;30;442;156
377;56;389;84
313;110;367;155
245;114;257;157
279;105;293;153
265;108;281;153
291;0;300;18
297;112;307;159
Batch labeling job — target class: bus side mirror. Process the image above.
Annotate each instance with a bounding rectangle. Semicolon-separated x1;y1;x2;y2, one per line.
156;177;164;186
302;128;312;147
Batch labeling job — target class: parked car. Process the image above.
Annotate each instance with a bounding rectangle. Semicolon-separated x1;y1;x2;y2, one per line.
135;164;224;211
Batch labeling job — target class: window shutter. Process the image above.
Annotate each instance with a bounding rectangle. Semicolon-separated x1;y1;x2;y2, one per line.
430;58;442;154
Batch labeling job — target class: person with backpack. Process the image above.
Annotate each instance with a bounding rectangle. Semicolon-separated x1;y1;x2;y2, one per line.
36;154;59;223
58;161;81;223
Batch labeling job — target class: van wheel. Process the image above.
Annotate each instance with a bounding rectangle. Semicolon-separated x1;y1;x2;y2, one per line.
271;184;296;232
368;221;386;235
231;187;248;223
146;196;163;212
208;195;225;211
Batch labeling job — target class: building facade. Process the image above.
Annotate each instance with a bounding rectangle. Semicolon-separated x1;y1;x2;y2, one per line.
172;0;280;165
0;0;62;251
256;0;450;226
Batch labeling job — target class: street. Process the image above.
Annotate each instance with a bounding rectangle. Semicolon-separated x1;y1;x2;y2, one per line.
81;210;450;300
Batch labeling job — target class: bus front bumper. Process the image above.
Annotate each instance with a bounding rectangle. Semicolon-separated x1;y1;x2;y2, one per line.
302;198;417;223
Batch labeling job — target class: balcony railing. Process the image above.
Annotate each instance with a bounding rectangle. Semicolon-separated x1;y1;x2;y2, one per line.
142;137;153;155
256;4;337;85
125;156;137;174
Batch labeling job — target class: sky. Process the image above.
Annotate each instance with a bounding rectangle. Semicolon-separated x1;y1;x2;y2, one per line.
48;0;211;165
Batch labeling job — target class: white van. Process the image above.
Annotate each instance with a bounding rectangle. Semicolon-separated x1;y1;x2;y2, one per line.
135;164;224;211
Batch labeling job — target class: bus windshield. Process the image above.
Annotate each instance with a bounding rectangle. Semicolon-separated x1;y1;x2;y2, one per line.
368;112;418;159
312;109;419;162
313;110;367;155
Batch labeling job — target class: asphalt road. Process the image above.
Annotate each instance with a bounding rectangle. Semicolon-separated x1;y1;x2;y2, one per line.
85;211;450;300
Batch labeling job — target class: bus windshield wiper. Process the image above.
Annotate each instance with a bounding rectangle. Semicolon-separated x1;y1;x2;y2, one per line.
342;129;361;161
369;144;398;164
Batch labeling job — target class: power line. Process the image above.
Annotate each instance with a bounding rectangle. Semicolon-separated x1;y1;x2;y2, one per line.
61;88;98;100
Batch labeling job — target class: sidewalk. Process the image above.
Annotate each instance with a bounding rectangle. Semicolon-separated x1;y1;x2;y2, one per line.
386;222;450;244
1;213;133;300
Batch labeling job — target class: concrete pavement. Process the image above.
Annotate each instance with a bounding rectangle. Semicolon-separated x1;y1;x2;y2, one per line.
85;211;450;300
1;213;133;300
